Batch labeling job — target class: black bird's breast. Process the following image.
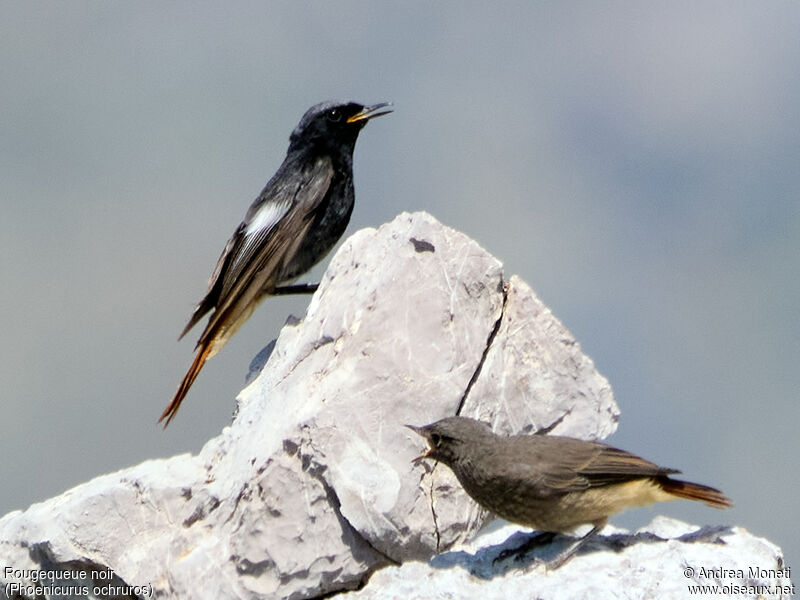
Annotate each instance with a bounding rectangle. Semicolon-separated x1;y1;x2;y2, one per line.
277;152;355;282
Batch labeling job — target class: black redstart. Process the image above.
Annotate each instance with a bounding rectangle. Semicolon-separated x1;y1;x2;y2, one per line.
161;101;392;426
408;416;731;568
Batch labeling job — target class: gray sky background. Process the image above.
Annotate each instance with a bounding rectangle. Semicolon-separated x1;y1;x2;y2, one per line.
2;2;798;572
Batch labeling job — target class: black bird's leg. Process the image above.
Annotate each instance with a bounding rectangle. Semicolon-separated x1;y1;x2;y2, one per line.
493;531;557;565
545;522;604;570
272;283;319;295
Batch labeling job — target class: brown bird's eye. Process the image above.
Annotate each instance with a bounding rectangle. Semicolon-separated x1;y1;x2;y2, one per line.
327;109;342;122
431;433;442;447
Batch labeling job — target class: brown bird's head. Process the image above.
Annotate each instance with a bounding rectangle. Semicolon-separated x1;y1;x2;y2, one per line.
289;101;393;153
407;416;494;467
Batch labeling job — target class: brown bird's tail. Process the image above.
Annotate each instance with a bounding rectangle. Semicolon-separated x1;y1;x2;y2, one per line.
658;477;733;509
160;341;215;427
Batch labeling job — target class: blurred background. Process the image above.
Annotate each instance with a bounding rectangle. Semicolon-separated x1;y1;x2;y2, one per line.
2;2;797;571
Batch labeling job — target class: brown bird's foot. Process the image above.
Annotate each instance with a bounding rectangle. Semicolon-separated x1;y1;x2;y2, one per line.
272;283;319;295
492;531;557;565
543;524;603;571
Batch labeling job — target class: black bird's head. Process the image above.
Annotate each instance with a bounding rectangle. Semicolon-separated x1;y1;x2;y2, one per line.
407;417;494;467
289;101;392;154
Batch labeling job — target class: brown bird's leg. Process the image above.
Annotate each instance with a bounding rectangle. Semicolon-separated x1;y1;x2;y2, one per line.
545;520;607;570
493;531;557;565
272;283;319;295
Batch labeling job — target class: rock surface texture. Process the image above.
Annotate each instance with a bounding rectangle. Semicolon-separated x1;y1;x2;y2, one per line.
0;213;787;599
342;517;793;600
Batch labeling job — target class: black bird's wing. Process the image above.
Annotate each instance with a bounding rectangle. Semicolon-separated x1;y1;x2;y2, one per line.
180;155;334;346
160;156;334;427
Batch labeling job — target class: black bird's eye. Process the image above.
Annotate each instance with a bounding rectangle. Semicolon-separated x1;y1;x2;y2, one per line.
327;109;342;122
431;433;442;447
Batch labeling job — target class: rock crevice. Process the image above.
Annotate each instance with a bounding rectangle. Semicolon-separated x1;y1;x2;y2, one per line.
456;280;508;416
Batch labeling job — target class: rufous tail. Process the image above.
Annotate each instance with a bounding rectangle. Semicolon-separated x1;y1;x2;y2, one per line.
160;341;215;427
658;477;733;509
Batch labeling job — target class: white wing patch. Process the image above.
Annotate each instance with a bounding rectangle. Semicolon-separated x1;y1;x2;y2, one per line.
235;199;293;274
245;199;291;236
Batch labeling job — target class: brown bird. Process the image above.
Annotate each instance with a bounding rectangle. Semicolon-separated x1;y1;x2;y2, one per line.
161;101;392;426
408;416;731;569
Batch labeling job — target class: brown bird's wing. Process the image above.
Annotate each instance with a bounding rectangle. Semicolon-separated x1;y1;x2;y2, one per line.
574;443;678;486
565;441;731;508
160;156;334;426
491;436;678;496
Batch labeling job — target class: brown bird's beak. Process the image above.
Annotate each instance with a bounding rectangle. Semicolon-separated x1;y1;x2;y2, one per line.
347;102;394;123
405;424;433;465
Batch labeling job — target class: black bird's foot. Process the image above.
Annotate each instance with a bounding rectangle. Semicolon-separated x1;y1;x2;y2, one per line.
272;283;319;295
492;531;557;565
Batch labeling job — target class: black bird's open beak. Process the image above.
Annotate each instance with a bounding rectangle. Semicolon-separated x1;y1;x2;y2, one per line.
347;102;394;123
405;424;433;465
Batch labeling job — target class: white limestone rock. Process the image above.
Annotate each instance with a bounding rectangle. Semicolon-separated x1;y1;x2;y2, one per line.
460;273;618;440
343;517;793;600
0;212;619;599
